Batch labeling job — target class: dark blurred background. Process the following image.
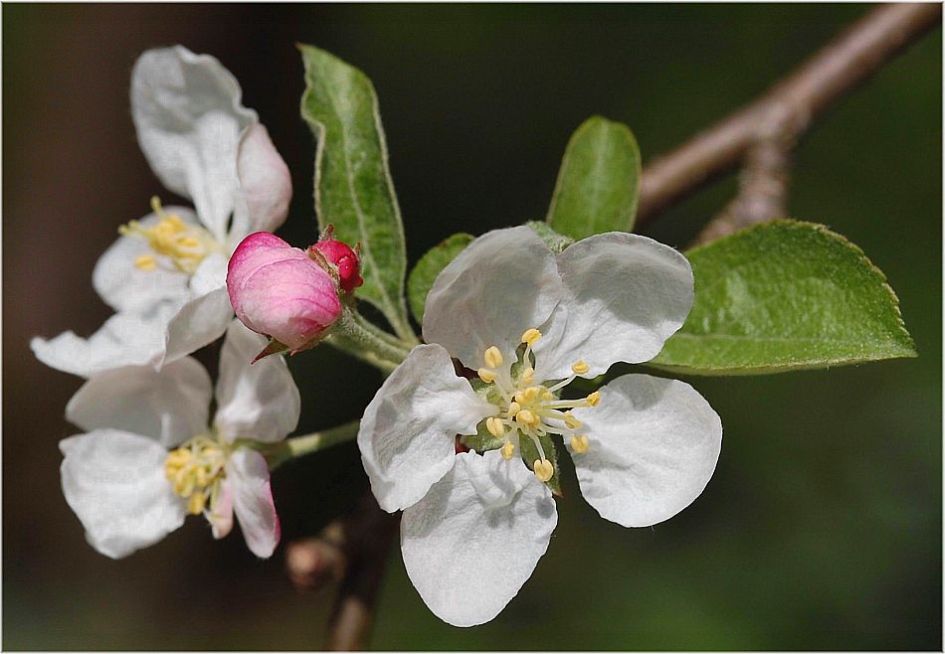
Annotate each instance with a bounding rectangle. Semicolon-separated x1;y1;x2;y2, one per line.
4;3;941;650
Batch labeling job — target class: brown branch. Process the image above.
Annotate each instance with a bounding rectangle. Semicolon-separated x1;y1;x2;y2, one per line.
285;492;399;651
692;110;796;246
637;3;941;227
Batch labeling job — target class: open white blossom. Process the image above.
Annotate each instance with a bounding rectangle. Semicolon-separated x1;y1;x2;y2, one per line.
32;45;292;377
358;226;723;626
59;320;300;559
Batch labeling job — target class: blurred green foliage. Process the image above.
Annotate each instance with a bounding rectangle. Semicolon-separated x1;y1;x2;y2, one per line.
4;3;940;650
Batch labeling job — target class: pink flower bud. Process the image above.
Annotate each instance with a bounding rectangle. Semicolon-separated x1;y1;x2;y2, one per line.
308;228;364;293
227;232;343;351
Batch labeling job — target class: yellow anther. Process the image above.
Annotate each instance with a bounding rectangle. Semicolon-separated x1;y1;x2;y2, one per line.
515;409;539;428
513;390;525;403
120;196;218;274
486;417;506;437
521;328;542;346
501;441;516;460
521;368;535;386
507;401;521;417
134;254;157;271
571;360;590;375
586;391;601;407
478;368;497;383
522;386;541;403
541;388;554;401
570;435;590;454
187;491;207;515
563;411;583;430
484;346;504;369
533;458;554;482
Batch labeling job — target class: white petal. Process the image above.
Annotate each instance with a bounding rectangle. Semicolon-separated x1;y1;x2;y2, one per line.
422;226;564;368
358;344;495;513
533;232;693;380
229;124;292;245
66;357;212;448
190;252;229;296
228;448;280;558
570;374;722;528
92;208;196;316
213;320;300;443
163;287;233;364
31;313;168;378
401;450;557;627
60;429;186;559
131;46;256;242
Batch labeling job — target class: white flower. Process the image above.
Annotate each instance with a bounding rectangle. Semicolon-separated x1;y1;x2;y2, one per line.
31;45;292;377
358;226;723;626
59;320;300;559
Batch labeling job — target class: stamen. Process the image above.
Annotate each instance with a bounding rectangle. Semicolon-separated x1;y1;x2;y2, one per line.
507;401;521;417
570;435;590;454
134;254;157;271
586;391;601;407
484;346;504;369
521;328;542;346
533;458;554;482
571;360;590;375
119;196;218;275
563;411;582;430
520;368;535;386
501;441;516;460
515;409;539;429
164;436;228;516
486;416;506;437
478;368;497;383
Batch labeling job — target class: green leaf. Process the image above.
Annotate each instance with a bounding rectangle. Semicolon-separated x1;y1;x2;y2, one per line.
519;433;563;497
546;116;642;240
407;233;473;323
651;220;917;375
299;45;412;340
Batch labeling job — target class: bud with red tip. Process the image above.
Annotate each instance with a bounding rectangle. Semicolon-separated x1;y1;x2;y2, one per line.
307;226;364;293
227;230;360;355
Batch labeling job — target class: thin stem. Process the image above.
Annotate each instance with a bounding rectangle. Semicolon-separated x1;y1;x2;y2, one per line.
265;421;360;469
329;307;412;372
636;3;941;227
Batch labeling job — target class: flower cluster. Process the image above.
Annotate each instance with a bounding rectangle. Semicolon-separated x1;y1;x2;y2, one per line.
34;43;723;629
33;46;357;559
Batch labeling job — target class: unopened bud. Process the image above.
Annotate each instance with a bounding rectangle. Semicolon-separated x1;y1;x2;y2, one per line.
308;226;364;293
227;232;343;351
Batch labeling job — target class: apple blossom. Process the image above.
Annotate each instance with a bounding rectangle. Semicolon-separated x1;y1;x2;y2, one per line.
31;45;291;377
358;225;723;626
59;320;300;559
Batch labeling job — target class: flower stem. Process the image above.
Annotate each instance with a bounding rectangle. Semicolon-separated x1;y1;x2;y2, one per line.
328;307;413;372
265;421;360;470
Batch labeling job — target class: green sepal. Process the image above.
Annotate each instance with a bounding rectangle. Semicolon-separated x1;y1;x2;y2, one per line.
525;221;574;253
407;233;474;323
461;421;506;454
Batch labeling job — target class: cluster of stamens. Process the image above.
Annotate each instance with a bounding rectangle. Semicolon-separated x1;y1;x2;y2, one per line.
120;197;219;274
477;328;601;483
164;435;229;515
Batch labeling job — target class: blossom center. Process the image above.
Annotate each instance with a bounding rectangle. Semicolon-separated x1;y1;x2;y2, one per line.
164;434;229;515
120;197;219;274
477;328;600;482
